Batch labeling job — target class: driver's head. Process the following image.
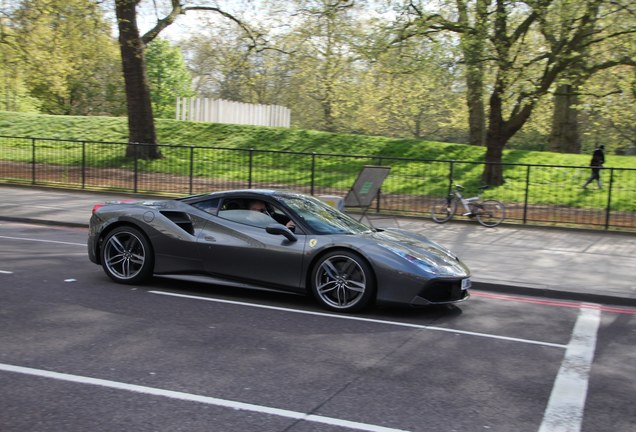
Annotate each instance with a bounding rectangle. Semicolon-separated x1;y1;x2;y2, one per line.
248;200;268;214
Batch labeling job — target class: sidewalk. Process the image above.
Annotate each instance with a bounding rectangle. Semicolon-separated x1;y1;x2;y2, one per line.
1;184;635;307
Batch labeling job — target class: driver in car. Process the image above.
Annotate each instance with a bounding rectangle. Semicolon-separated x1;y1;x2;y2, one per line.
248;200;296;231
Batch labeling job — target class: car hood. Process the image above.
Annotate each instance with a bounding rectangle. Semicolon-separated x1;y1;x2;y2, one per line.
365;228;470;277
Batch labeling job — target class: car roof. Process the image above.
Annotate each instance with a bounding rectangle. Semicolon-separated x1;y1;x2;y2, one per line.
180;189;305;202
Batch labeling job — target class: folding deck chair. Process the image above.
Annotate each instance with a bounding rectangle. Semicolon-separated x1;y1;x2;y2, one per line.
344;165;391;227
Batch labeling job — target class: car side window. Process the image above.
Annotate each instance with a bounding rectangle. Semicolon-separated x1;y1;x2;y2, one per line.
217;198;297;231
220;199;243;211
268;206;292;226
218;209;276;228
191;197;220;214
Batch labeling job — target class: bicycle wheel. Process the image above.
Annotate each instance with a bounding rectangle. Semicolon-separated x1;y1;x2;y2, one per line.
432;197;457;223
475;200;505;227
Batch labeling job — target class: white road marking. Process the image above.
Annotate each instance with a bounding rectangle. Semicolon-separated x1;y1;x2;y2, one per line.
0;270;14;274
0;235;85;246
149;290;567;349
538;306;601;432
0;363;409;432
34;205;65;209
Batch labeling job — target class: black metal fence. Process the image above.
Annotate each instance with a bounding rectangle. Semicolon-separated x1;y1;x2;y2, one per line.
1;135;635;231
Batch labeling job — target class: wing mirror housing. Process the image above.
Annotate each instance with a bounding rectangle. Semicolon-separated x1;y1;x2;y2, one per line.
266;224;297;242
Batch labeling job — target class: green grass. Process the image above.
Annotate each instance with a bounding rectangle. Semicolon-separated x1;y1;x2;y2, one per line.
1;111;635;213
2;111;635;168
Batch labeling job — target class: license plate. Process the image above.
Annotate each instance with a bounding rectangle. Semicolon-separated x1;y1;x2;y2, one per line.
461;278;471;290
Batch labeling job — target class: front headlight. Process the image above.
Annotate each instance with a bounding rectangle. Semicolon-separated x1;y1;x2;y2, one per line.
379;244;438;272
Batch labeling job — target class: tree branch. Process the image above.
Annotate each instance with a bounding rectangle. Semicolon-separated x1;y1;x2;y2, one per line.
141;0;265;52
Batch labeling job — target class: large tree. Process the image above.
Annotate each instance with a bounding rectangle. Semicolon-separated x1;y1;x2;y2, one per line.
401;0;489;146
355;40;464;140
549;0;636;154
0;4;34;112
114;0;262;159
11;0;123;115
400;0;636;185
115;0;158;158
284;0;362;132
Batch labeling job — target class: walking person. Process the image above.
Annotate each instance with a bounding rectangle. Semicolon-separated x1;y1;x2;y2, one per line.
582;144;605;189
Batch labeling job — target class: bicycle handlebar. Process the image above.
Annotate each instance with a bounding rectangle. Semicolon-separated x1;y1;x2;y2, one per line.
454;183;489;192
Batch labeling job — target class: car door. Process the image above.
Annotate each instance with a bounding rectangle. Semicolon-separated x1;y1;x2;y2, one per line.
196;215;307;290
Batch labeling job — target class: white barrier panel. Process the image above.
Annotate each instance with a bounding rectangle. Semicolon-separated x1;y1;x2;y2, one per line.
176;97;291;128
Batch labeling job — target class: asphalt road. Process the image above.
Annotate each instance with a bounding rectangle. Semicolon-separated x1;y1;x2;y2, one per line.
1;222;635;432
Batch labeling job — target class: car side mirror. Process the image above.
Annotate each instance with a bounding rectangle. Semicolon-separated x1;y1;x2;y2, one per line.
266;224;297;242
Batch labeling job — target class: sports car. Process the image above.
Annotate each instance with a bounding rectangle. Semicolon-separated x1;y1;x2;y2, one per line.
88;189;471;312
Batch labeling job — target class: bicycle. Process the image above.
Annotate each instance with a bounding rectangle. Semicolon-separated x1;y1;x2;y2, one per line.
431;184;506;227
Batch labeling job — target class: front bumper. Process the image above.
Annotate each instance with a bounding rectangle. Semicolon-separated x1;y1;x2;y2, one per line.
409;278;471;306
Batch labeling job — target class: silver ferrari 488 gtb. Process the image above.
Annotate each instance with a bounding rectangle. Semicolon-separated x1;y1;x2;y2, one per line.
88;189;470;312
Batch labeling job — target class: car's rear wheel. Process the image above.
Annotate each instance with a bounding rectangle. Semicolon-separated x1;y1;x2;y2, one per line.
475;199;506;227
431;197;456;223
101;226;153;284
310;250;376;312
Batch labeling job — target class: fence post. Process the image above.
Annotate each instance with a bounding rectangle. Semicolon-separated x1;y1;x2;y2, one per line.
31;138;36;185
248;148;254;189
189;146;194;195
523;165;531;224
447;161;455;195
81;141;86;189
133;143;139;193
604;168;614;230
310;152;316;196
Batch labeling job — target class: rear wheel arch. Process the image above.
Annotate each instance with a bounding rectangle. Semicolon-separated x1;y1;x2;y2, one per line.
99;224;155;284
96;221;147;263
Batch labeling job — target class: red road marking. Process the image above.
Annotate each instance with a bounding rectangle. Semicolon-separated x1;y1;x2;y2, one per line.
472;290;636;315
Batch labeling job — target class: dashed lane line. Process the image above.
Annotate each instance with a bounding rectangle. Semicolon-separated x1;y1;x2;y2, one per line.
0;363;409;432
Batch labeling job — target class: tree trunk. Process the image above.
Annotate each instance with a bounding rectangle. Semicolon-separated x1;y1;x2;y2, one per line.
465;65;486;146
480;74;534;186
458;0;488;146
549;84;581;154
482;129;506;185
115;0;160;160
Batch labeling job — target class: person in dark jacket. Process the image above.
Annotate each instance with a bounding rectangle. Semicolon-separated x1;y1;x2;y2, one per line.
583;145;605;189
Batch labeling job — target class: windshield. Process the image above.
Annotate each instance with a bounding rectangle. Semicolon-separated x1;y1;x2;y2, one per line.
278;195;371;235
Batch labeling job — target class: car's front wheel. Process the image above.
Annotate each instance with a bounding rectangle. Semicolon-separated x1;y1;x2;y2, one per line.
101;226;153;284
310;250;376;312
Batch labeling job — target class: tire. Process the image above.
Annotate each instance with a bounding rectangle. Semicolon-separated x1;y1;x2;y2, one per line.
101;226;154;284
475;200;505;227
431;197;457;223
310;250;376;313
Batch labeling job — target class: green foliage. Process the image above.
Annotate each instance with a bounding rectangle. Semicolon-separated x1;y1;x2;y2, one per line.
145;38;195;119
11;0;125;116
2;111;636;170
4;0;635;156
1;111;635;212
